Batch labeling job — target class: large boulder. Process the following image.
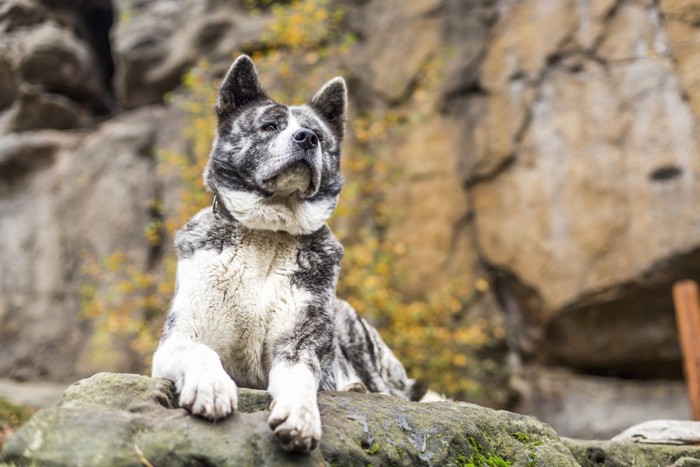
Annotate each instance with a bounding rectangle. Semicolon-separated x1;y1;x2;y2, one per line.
4;373;700;466
1;372;579;466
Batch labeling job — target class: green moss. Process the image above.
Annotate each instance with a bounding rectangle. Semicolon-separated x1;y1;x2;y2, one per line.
526;452;536;467
512;432;530;444
455;453;513;467
455;438;513;467
366;443;380;455
468;437;481;452
512;431;543;466
395;445;406;461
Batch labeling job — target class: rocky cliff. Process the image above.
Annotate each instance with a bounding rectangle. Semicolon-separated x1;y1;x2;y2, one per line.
1;0;699;438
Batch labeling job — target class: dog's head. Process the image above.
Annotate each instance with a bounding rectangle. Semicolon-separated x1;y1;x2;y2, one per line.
204;55;346;235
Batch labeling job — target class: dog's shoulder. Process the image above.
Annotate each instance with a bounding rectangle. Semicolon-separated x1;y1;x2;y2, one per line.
175;208;242;258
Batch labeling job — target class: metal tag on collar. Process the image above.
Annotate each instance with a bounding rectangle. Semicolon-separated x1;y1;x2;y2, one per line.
212;193;235;221
212;193;220;216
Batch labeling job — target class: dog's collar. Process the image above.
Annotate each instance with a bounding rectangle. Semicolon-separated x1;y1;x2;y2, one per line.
212;193;236;222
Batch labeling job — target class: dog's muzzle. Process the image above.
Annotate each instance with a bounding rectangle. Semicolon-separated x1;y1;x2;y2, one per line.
275;160;314;195
257;128;323;198
262;153;321;198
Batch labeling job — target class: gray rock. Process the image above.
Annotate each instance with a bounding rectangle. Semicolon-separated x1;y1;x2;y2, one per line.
514;366;691;440
16;22;105;108
0;55;17;111
672;458;700;467
612;420;700;445
0;0;46;33
563;438;700;467
113;0;265;108
0;108;161;381
0;372;581;466
1;91;91;132
0;129;76;196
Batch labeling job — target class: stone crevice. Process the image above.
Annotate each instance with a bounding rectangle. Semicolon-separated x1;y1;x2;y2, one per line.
441;209;472;272
589;0;626;55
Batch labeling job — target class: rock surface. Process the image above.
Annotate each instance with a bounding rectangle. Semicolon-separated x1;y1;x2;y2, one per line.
0;108;163;380
0;0;114;131
341;0;700;379
3;373;700;467
513;366;691;440
2;373;575;465
563;438;700;467
112;0;265;109
466;0;700;374
613;420;700;445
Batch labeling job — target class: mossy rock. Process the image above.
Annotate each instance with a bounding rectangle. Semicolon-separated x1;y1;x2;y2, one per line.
1;372;582;466
4;373;700;466
563;438;700;467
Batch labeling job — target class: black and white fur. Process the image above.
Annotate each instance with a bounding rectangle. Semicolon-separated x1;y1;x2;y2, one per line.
152;55;417;453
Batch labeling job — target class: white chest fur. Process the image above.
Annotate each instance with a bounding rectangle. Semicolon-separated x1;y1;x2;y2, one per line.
172;230;309;389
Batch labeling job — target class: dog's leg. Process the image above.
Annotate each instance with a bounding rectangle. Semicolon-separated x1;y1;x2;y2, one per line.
152;246;240;420
335;299;422;400
264;227;342;452
267;358;322;452
153;332;238;420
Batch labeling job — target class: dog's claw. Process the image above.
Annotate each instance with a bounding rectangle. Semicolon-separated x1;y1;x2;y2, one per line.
268;396;321;453
179;369;238;420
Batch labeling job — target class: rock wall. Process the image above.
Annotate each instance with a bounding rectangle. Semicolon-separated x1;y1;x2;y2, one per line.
470;0;700;376
342;0;700;379
1;0;700;435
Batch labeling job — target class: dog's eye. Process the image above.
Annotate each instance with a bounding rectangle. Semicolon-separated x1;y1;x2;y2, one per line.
262;123;278;132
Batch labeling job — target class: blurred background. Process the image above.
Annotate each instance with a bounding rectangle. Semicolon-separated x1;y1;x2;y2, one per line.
1;0;699;441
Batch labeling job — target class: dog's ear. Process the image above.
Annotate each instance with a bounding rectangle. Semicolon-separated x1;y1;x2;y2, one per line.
310;77;347;139
216;55;266;119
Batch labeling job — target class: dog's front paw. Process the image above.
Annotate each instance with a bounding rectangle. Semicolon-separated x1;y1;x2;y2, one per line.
268;395;321;453
179;369;238;420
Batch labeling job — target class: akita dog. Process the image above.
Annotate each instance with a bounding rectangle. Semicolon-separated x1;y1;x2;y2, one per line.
152;55;418;453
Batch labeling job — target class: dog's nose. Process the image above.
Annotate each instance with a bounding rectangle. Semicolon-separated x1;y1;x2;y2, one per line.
293;129;319;151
